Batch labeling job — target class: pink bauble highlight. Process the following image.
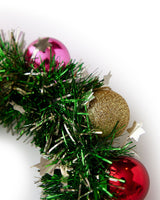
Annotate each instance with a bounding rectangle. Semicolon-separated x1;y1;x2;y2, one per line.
25;37;70;71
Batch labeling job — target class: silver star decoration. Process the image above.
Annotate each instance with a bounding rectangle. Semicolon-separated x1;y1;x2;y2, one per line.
103;71;112;86
127;121;145;142
112;121;145;148
10;101;25;114
34;37;52;52
33;156;72;177
33;157;54;176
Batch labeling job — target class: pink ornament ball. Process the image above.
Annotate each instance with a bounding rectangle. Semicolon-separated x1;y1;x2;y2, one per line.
25;37;70;71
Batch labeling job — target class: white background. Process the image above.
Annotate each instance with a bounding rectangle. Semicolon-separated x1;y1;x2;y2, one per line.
0;0;159;199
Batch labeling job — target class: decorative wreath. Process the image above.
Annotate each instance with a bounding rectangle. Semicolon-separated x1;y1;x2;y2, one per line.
0;30;149;200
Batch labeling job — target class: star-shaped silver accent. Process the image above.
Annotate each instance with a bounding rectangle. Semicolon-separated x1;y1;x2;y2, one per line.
34;37;52;52
33;156;72;177
33;157;54;176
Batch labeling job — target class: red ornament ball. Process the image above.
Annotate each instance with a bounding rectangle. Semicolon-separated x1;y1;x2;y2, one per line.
25;37;70;71
108;156;149;200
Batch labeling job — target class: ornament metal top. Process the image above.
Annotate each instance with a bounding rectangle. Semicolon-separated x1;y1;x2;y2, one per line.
25;37;70;71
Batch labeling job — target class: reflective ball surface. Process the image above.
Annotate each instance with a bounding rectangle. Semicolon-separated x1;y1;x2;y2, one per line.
109;156;150;200
25;37;70;71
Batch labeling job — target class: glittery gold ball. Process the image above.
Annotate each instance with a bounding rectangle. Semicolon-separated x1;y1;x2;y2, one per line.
88;87;130;137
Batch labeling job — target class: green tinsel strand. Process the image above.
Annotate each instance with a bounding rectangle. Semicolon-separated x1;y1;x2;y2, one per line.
0;32;102;149
0;31;135;200
0;32;28;131
39;114;134;199
40;125;134;200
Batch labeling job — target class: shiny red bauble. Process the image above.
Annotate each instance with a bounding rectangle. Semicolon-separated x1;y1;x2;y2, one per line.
25;37;70;71
108;156;149;200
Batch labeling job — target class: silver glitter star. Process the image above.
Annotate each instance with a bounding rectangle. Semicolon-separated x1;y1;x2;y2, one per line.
33;156;72;177
34;37;52;52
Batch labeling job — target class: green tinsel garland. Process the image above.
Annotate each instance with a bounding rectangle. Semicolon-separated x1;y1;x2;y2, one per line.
0;31;134;200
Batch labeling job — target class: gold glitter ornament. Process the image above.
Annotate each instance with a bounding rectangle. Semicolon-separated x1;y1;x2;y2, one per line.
88;87;130;137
